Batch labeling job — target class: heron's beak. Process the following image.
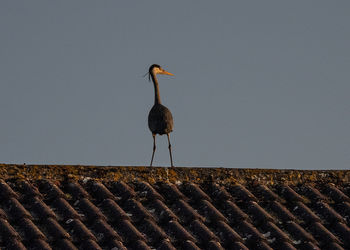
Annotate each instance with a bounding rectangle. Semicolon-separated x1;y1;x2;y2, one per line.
161;69;174;76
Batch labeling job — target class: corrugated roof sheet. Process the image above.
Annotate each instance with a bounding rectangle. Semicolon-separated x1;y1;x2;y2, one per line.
0;164;349;249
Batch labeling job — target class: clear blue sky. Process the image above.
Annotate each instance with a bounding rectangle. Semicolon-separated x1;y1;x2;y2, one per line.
0;1;349;169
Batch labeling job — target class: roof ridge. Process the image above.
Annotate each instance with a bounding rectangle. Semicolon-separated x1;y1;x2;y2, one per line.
0;164;349;184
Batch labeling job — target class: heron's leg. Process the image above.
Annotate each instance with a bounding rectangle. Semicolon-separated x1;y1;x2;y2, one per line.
150;134;156;167
167;133;174;167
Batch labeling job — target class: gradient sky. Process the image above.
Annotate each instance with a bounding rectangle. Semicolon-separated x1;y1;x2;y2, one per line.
0;1;349;169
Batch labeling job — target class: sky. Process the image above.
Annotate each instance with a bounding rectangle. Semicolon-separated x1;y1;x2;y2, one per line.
0;1;349;169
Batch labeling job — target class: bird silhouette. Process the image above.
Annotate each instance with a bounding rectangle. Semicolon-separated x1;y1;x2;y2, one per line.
146;64;174;167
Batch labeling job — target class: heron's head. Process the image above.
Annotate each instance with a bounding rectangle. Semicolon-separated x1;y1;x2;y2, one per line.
146;64;174;81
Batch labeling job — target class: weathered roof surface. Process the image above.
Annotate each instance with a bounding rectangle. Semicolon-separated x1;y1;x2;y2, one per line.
0;164;349;250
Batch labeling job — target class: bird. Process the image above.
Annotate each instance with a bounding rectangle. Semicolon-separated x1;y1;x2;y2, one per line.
146;64;175;167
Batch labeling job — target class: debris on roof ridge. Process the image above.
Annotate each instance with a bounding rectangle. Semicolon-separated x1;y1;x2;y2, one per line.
0;164;349;184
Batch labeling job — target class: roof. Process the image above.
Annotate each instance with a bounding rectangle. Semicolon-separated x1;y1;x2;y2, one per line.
0;164;349;250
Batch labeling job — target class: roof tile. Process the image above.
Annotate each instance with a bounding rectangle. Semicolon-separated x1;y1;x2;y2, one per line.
191;219;219;242
174;199;205;223
344;186;350;197
38;180;66;200
300;184;328;202
255;241;274;250
255;184;280;201
44;217;71;240
200;199;228;223
110;181;136;200
0;180;19;200
28;238;52;250
333;222;350;246
0;208;7;220
157;239;177;250
6;197;33;220
270;200;297;222
231;241;249;250
247;201;275;225
278;241;297;250
5;239;26;250
261;221;291;242
230;184;257;202
19;217;47;241
182;183;212;202
314;201;345;223
55;239;78;250
292;201;321;223
67;219;97;241
106;239;127;250
152;199;178;222
216;220;243;244
65;181;91;199
207;240;224;250
79;239;102;250
130;239;151;250
285;221;316;244
0;218;20;240
77;198;107;222
117;219;146;243
324;184;350;202
237;220;265;242
52;197;82;220
300;241;320;250
139;218;168;244
17;180;42;198
158;182;187;202
338;201;350;221
28;196;57;220
167;220;196;242
124;199;155;222
137;181;164;201
100;198;129;222
279;185;306;203
309;221;342;245
92;218;122;242
88;181;116;201
222;200;249;222
182;240;201;250
209;183;232;201
326;242;345;250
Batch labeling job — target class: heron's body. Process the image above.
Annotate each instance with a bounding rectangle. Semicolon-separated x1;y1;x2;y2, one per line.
148;104;173;135
146;64;175;167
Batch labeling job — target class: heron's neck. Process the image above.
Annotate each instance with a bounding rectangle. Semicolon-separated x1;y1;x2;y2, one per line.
151;72;161;104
